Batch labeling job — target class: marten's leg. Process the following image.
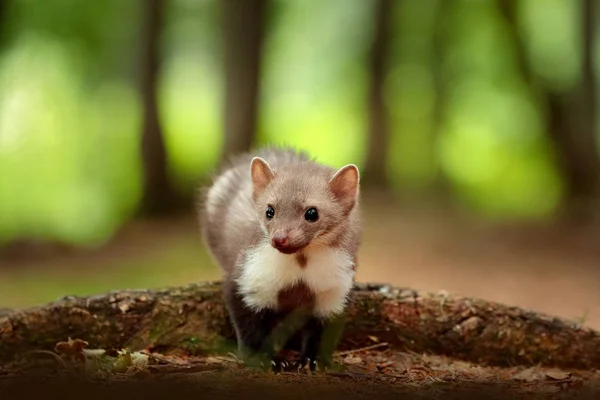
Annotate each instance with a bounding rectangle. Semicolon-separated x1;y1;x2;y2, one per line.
223;281;283;370
300;314;346;371
299;317;324;371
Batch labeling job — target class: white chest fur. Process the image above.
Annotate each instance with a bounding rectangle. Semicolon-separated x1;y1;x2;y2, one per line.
235;242;355;318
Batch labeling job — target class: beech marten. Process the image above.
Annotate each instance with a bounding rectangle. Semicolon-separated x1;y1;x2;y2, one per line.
199;147;361;372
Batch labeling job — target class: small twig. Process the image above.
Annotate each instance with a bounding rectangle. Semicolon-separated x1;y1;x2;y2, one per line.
335;342;389;356
23;350;68;369
226;352;244;365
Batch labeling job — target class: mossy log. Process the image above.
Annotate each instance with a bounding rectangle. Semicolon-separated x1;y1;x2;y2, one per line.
1;281;599;370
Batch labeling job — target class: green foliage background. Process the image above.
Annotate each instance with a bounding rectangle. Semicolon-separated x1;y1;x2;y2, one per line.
0;0;586;247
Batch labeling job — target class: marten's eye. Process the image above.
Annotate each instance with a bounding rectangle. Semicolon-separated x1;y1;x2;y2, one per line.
266;205;275;220
304;207;319;222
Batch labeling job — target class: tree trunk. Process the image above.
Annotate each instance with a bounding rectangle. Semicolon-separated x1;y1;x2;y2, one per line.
498;0;600;223
428;0;453;204
220;0;267;164
1;281;599;370
0;0;7;45
554;0;600;222
138;0;181;216
363;0;392;190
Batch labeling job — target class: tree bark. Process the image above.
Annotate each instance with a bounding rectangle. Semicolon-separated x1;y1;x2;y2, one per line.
220;0;267;165
138;0;181;216
498;0;600;223
363;0;393;190
1;281;599;370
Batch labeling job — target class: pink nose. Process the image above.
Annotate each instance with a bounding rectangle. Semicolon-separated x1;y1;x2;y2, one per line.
271;232;289;249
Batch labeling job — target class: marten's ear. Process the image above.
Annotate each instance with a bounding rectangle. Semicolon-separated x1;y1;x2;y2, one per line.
250;157;275;199
329;164;360;211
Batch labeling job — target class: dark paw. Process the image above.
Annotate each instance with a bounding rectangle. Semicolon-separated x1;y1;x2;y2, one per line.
298;356;318;372
298;354;336;373
270;355;290;374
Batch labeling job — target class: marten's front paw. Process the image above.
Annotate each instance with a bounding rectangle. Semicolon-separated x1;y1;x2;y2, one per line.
298;354;337;373
270;355;290;374
298;356;317;372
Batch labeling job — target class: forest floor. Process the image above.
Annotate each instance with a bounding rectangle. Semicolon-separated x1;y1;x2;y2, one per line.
1;195;600;398
2;340;600;399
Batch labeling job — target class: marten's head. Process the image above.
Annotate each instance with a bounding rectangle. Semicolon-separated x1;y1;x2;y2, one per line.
249;156;359;255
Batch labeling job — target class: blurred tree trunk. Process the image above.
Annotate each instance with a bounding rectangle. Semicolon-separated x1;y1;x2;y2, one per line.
363;0;393;190
556;0;600;221
0;0;6;39
499;0;600;223
428;0;453;203
138;0;181;216
220;0;267;164
0;0;12;50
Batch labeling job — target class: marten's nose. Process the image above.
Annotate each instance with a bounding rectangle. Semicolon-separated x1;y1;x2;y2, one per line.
271;231;289;249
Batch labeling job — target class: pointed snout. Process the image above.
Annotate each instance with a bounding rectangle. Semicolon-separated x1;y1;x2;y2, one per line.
270;229;306;254
271;230;289;250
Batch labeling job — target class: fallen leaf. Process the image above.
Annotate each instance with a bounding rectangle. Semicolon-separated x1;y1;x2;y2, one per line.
377;361;394;369
513;367;544;382
54;338;89;363
85;353;116;375
54;338;89;355
113;350;133;373
150;353;189;365
343;356;363;365
545;370;571;380
131;352;149;368
368;336;380;343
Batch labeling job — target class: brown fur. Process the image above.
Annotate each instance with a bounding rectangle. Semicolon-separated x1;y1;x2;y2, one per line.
276;282;315;313
295;252;308;268
198;146;361;370
201;146;361;276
